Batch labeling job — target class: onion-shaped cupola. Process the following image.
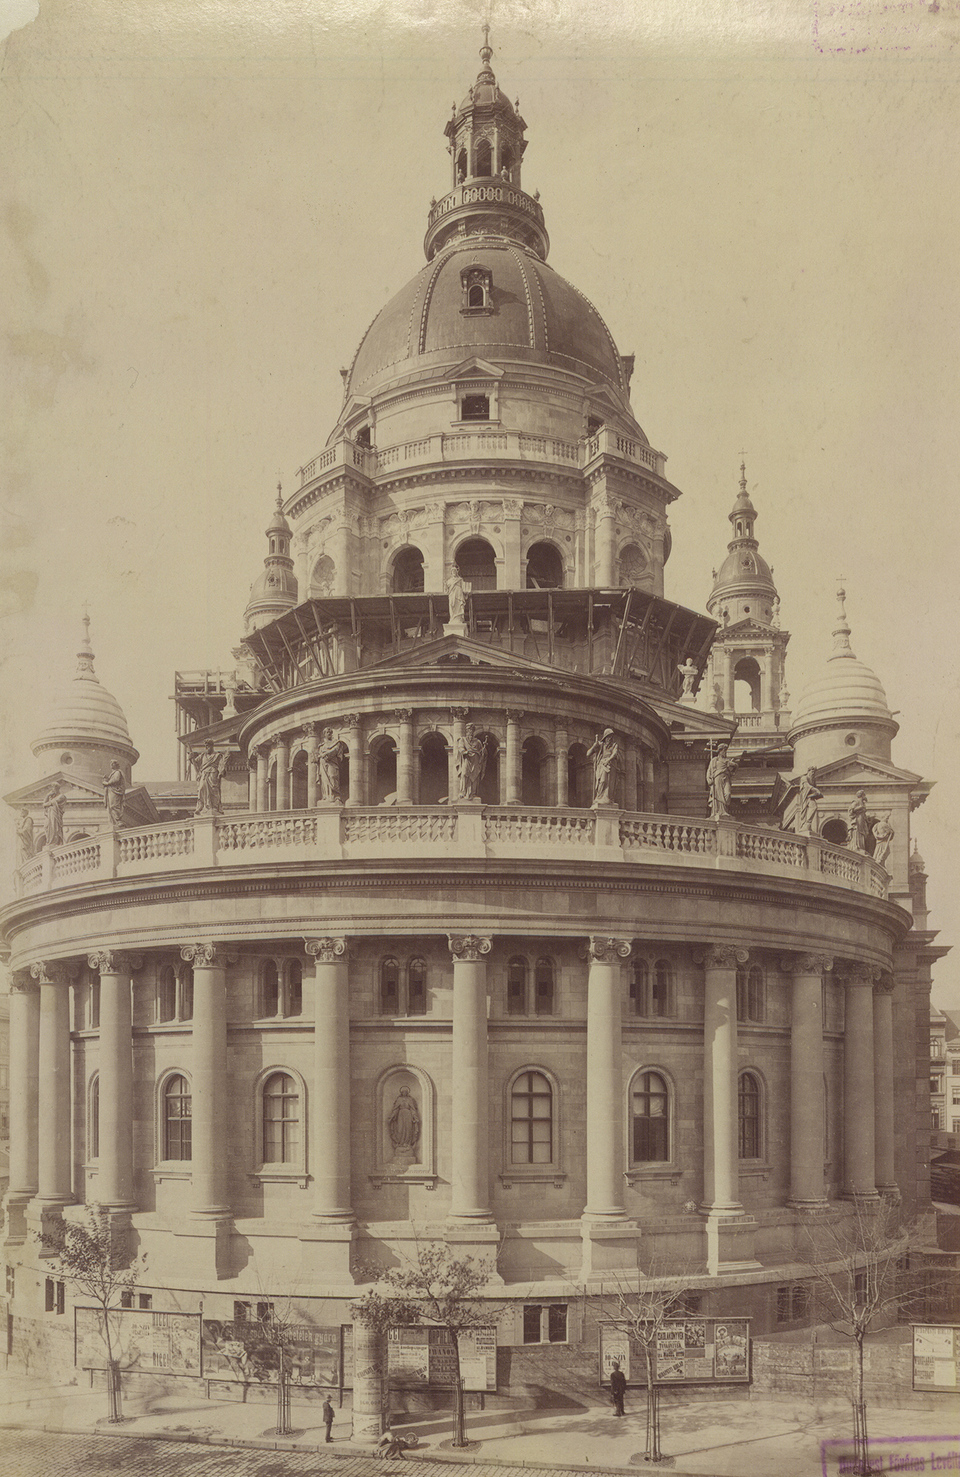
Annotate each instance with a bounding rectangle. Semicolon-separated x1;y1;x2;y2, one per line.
425;29;549;261
706;462;779;627
789;586;898;766
244;484;299;635
31;615;139;779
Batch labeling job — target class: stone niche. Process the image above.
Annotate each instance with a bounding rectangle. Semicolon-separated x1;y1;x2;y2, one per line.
372;1065;437;1187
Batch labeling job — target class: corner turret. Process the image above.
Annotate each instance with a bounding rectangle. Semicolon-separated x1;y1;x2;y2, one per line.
244;484;299;636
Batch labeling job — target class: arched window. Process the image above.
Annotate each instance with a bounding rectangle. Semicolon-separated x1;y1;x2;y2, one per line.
309;553;336;599
507;957;528;1016
157;966;176;1023
511;1070;553;1164
456;147;468;182
500;144;514;178
419;732;449;805
262;1072;300;1164
163;1075;192;1161
286;959;303;1017
89;1076;99;1160
392;546;425;593
738;1072;762;1159
260;959;280;1018
534;958;555;1016
475;138;492;176
456;537;497;589
629;959;649;1015
371;737;398;806
567;743;592;808
179;965;194;1021
380;957;400;1015
408;957;427;1016
290;750;309;809
618;543;649;589
736;966;764;1023
821;817;848;847
652;960;673;1017
468;284;485;308
521;736;547;806
733;657;762;713
631;1070;669;1163
525;541;564;589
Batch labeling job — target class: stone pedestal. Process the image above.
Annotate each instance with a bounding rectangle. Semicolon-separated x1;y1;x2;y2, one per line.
703;1210;760;1274
580;1220;641;1283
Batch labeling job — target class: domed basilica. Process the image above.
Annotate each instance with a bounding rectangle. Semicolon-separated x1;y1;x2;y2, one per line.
1;37;942;1405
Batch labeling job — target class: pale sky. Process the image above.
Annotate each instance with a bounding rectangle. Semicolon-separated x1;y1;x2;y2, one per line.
3;0;959;1006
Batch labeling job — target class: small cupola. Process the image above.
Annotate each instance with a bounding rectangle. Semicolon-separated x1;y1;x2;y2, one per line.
244;483;299;635
31;615;139;780
706;462;779;627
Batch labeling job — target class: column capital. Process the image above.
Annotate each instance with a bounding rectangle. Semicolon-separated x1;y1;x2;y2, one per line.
394;707;413;724
838;962;880;988
271;735;289;754
302;721;318;738
29;959;78;986
8;967;37;995
586;936;631;964
448;934;492;962
305;936;349;964
694;944;749;970
505;709;525;724
779;952;834;976
874;972;896;996
88;950;142;975
180;942;233;968
343;712;362;729
449;706;470;723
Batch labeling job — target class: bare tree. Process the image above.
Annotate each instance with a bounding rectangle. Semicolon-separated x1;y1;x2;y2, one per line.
37;1204;145;1423
601;1269;705;1463
355;1243;495;1448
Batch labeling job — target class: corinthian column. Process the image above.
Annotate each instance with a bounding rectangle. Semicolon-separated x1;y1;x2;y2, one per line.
274;737;290;811
447;934;492;1221
344;714;363;806
593;494;617;586
505;711;523;804
873;974;897;1194
782;953;831;1209
32;961;75;1206
181;943;230;1217
583;936;631;1220
395;710;414;804
698;945;747;1214
5;971;40;1220
304;723;319;809
88;950;138;1210
306;937;353;1222
842;965;879;1200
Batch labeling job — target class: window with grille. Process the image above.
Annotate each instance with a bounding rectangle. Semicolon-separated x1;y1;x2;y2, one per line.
632;1071;669;1162
262;1073;299;1164
736;966;764;1023
408;958;427;1016
380;958;400;1015
507;957;527;1015
534;958;555;1016
260;959;280;1017
511;1071;553;1165
738;1072;761;1158
163;1075;192;1161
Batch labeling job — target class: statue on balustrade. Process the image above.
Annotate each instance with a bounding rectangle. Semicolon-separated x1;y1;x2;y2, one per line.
677;657;698;702
455;724;487;800
43;782;65;847
587;728;621;806
316;727;347;802
192;742;228;815
16;808;34;864
446;570;468;625
871;814;895;870
706;742;737;820
847;788;872;852
102;760;126;826
388;1086;421;1163
795;767;823;836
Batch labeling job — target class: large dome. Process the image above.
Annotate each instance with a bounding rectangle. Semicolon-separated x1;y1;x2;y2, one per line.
344;241;631;404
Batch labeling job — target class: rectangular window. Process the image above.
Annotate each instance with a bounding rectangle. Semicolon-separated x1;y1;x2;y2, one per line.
461;393;490;421
951;1062;960;1075
138;1293;153;1311
120;1290;133;1309
233;1301;251;1323
46;1280;66;1315
633;1115;668;1162
5;1266;14;1299
56;1281;65;1316
952;1119;960;1134
776;1286;790;1323
791;1285;810;1321
522;1304;568;1344
547;1304;567;1343
257;1301;274;1323
44;1278;55;1313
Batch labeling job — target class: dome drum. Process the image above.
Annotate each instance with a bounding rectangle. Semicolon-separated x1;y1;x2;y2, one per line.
424;185;549;261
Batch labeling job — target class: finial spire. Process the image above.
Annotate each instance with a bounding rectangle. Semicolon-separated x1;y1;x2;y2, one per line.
77;611;97;679
477;22;495;82
830;580;855;658
739;458;748;495
276;479;283;510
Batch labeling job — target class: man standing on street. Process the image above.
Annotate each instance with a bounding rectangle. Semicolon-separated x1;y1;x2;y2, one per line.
322;1395;335;1442
610;1360;627;1417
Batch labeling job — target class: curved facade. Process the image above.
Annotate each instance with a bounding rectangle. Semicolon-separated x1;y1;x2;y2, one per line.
1;39;940;1407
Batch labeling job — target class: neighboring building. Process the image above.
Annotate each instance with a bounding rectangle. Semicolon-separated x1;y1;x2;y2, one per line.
0;38;949;1399
931;1006;948;1132
0;992;9;1187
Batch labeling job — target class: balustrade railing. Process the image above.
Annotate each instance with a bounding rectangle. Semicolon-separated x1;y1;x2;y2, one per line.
15;808;890;904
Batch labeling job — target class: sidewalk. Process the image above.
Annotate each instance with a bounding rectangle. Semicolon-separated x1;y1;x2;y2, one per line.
0;1370;957;1477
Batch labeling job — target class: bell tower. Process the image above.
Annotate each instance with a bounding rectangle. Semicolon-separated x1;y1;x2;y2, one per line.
703;463;791;747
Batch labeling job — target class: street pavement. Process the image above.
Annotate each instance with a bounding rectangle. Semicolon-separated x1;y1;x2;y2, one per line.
0;1371;957;1477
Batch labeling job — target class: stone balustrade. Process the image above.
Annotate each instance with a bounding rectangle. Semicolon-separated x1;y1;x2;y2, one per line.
15;808;890;901
296;425;666;491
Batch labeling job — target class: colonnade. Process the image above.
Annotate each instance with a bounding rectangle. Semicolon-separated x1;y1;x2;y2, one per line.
3;942;898;1244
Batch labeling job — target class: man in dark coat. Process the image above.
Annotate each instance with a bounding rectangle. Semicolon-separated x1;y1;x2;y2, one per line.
609;1360;627;1416
322;1395;335;1442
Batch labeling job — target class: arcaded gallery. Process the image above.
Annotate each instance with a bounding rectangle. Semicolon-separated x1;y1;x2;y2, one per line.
1;38;942;1400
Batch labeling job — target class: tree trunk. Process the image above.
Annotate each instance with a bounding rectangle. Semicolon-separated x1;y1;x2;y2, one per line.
275;1346;291;1436
644;1347;661;1463
451;1337;467;1448
351;1321;387;1442
102;1311;122;1423
852;1331;869;1477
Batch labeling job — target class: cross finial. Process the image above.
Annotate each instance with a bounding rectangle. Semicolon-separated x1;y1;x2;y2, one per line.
276;478;283;509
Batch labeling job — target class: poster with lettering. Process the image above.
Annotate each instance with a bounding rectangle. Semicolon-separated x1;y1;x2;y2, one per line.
200;1320;346;1386
600;1319;751;1386
75;1308;201;1375
912;1324;960;1392
385;1325;497;1391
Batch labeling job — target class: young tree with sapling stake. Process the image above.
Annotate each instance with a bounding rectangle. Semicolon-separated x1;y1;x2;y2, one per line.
355;1243;495;1449
602;1268;704;1463
37;1204;146;1423
243;1296;303;1437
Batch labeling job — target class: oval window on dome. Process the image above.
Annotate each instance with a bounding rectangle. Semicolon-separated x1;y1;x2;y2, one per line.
845;733;858;747
60;752;73;765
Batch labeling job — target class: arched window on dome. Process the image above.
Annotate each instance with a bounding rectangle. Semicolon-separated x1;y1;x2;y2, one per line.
733;657;762;712
500;143;515;180
290;750;309;809
380;957;400;1016
736;965;765;1023
371;736;398;806
456;538;497;590
260;959;280;1019
525;541;564;589
534;958;555;1016
652;960;674;1017
567;743;592;808
629;959;649;1016
468;284;484;308
285;959;303;1018
478;731;500;804
521;736;547;806
821;817;848;847
309;553;336;599
456;148;467;183
392;546;425;593
618;543;650;589
157;966;176;1024
408;957;427;1016
474;138;492;177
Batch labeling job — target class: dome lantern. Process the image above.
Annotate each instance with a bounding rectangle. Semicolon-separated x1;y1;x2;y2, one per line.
244;483;299;636
789;585;898;768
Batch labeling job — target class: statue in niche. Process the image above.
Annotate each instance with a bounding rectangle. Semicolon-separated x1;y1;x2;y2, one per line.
871;814;895;870
712;681;725;714
387;1086;421;1164
446;571;468;625
316;728;347;803
43;782;65;847
192;743;228;815
794;767;823;836
587;729;620;806
455;724;487;801
847;789;872;853
16;808;34;865
103;760;126;826
706;742;738;821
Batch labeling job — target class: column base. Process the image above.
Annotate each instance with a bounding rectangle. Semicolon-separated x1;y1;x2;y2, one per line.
580;1217;639;1283
300;1222;359;1283
788;1198;831;1214
2;1192;34;1245
702;1210;761;1275
443;1220;502;1279
173;1215;234;1280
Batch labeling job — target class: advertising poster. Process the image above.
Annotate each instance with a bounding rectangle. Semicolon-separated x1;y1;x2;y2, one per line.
912;1325;960;1392
386;1325;497;1391
599;1319;750;1386
75;1308;201;1375
201;1320;348;1387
